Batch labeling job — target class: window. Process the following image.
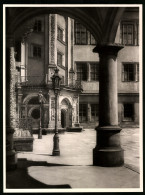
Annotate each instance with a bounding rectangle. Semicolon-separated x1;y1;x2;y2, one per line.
76;63;87;81
57;26;64;42
122;63;139;82
33;45;41;58
121;21;139;46
91;104;99;122
123;104;134;121
74;21;96;45
33;20;42;32
57;52;63;67
90;63;99;81
79;104;87;122
75;22;87;45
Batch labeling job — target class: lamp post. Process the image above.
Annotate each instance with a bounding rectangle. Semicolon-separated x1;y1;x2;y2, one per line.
51;68;61;156
38;90;43;139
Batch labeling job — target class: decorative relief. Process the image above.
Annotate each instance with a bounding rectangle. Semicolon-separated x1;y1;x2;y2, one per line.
14;129;32;137
14;118;32;137
49;14;56;64
51;97;55;108
51;109;55;121
9;47;17;128
51;97;55;121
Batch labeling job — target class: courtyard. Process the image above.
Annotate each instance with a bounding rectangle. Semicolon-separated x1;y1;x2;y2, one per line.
6;128;141;191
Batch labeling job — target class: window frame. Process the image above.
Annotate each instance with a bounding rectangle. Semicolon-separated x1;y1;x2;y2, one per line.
121;20;139;46
30;44;42;59
79;103;87;122
76;62;87;81
74;21;96;45
57;51;65;69
122;62;139;82
123;103;134;121
33;19;42;32
90;63;99;81
74;21;88;45
91;104;99;122
57;25;65;43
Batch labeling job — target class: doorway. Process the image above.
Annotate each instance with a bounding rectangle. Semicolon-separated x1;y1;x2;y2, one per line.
61;109;66;128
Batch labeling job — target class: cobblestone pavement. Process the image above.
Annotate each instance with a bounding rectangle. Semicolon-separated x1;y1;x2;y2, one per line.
120;128;141;173
6;128;141;190
18;128;141;172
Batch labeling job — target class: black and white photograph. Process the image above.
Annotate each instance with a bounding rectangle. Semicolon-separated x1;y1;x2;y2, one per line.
3;3;143;193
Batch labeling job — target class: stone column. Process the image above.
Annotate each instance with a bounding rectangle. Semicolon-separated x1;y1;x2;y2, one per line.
6;36;17;170
93;43;124;166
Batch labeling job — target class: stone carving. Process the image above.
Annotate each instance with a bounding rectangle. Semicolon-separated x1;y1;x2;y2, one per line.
49;14;56;64
10;47;17;128
14;129;32;137
51;109;55;121
51;97;55;108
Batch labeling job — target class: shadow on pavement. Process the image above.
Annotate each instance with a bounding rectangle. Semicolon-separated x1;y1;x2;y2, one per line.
6;158;71;189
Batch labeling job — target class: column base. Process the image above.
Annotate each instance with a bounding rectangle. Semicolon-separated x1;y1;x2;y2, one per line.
93;147;124;167
6;150;17;171
93;126;124;167
52;134;60;156
52;150;60;156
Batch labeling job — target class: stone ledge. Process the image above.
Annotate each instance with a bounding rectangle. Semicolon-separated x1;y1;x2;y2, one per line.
32;128;66;134
66;127;83;132
13;137;34;152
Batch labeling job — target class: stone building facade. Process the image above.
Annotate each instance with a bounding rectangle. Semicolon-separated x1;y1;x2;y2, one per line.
5;6;141;169
13;8;139;132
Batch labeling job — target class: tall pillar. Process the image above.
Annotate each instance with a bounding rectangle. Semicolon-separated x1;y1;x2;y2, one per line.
93;43;124;166
6;36;17;170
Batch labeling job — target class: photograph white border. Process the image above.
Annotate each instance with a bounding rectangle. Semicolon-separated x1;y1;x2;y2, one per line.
3;4;143;193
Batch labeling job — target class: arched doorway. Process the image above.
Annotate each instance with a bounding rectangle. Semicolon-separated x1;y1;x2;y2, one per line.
30;108;40;130
27;97;41;131
61;109;66;128
60;98;72;128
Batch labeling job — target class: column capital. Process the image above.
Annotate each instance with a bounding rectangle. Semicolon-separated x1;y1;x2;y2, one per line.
93;43;124;56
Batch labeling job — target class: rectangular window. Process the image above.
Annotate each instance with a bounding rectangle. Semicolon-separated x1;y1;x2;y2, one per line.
74;21;96;45
75;21;87;45
76;63;87;81
91;104;99;122
121;21;139;46
33;45;41;58
33;20;42;32
90;63;99;81
122;63;139;82
123;103;134;121
79;104;87;122
57;26;64;42
57;52;63;66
